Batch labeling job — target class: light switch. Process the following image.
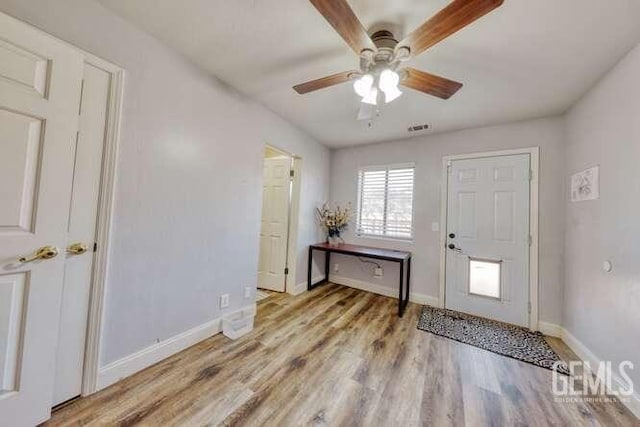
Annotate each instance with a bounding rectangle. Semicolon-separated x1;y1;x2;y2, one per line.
431;222;440;232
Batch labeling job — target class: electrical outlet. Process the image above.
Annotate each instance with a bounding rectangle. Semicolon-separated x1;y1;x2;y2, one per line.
220;294;230;308
245;286;252;299
374;267;383;277
334;263;339;273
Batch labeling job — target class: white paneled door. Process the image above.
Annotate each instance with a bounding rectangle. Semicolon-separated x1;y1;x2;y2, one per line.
258;157;291;292
52;63;110;406
445;154;530;327
0;13;84;426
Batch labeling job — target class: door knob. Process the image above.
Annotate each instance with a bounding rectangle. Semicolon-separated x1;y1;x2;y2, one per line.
448;243;463;253
19;246;59;263
66;243;88;255
449;233;456;239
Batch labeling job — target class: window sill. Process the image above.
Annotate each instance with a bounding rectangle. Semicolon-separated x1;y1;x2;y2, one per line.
355;234;414;244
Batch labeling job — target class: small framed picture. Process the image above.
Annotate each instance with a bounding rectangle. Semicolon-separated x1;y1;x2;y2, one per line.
571;166;599;202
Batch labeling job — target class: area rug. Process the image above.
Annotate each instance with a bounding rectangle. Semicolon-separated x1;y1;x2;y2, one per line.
417;306;569;375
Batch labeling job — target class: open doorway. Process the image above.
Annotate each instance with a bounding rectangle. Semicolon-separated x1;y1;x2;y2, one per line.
257;145;300;297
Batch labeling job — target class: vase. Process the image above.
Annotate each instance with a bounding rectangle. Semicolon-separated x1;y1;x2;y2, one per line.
328;234;341;247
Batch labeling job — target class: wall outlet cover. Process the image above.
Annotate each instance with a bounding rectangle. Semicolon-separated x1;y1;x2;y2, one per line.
374;267;383;277
220;294;230;308
244;286;252;298
334;263;339;273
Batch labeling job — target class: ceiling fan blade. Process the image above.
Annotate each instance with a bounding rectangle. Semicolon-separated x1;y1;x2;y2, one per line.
293;70;357;94
310;0;376;55
398;0;503;57
401;68;463;100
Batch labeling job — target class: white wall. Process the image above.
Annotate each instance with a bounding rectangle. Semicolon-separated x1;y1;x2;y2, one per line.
329;117;566;324
2;0;637;403
0;0;329;366
564;42;640;391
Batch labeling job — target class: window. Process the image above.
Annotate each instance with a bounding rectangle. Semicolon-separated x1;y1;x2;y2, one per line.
356;164;415;239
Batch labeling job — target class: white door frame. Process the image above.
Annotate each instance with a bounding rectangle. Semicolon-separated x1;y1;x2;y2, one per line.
264;144;301;295
79;54;124;395
439;147;539;331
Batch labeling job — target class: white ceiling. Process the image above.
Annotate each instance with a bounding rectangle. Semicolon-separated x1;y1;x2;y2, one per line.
98;0;640;148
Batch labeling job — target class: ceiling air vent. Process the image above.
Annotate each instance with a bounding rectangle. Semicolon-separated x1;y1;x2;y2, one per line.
407;124;430;133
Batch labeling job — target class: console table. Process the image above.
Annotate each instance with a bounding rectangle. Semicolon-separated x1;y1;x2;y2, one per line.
307;242;412;317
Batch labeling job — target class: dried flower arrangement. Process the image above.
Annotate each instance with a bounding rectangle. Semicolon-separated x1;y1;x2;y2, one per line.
316;203;352;244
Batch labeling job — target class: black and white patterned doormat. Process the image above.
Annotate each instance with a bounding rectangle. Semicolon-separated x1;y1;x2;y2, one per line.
417;306;569;374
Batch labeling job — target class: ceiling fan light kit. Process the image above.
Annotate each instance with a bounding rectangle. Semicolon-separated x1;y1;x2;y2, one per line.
379;69;402;104
353;71;401;106
361;86;378;105
294;0;504;120
353;74;373;98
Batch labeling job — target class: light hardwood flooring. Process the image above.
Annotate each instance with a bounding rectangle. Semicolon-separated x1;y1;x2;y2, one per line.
47;284;637;426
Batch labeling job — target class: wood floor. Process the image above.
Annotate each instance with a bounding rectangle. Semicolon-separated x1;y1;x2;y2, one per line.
47;284;637;426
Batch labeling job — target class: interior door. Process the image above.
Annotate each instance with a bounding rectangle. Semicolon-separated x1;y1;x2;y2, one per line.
0;12;83;426
53;63;110;406
445;154;530;327
258;157;291;292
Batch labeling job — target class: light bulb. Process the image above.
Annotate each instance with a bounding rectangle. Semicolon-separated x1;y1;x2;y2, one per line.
379;69;402;104
362;87;378;105
382;86;402;103
353;74;373;98
379;69;399;91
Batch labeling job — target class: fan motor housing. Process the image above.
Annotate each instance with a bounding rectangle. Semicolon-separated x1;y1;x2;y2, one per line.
370;30;401;64
370;30;398;49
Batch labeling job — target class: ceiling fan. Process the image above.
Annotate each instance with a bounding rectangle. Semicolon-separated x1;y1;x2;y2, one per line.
293;0;504;120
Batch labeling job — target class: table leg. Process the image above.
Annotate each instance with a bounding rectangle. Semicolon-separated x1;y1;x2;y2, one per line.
325;251;331;284
399;260;405;317
406;257;411;312
307;246;313;290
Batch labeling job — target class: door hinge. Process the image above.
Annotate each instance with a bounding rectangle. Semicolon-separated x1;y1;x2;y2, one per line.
290;169;295;178
447;162;452;174
528;235;532;246
528;302;531;313
284;267;289;275
93;242;98;252
529;169;533;181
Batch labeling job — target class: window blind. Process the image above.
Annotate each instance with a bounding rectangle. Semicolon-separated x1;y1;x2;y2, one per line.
356;165;415;239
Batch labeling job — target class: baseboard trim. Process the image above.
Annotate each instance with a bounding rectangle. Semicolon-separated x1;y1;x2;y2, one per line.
291;275;324;295
538;321;563;338
560;327;640;419
329;274;439;307
539;322;639;419
95;304;255;391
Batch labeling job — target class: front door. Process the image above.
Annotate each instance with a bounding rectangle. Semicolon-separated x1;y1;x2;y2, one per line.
258;157;291;292
445;154;530;327
0;12;84;426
